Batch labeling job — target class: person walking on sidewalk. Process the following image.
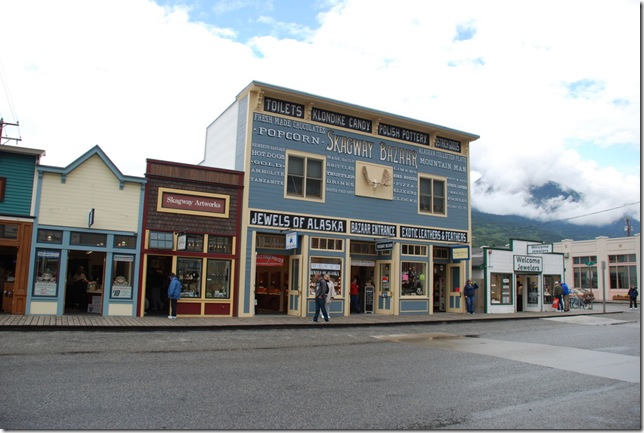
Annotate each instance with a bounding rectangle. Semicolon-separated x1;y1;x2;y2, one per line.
628;285;638;309
167;273;182;319
312;273;329;323
463;279;478;314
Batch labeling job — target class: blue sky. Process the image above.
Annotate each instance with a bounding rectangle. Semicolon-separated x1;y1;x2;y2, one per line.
157;0;325;42
0;0;639;225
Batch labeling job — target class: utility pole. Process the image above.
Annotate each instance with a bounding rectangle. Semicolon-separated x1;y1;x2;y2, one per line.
0;118;22;145
624;217;632;237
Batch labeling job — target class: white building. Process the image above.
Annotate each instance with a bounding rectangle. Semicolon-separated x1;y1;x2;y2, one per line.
478;239;564;314
554;234;640;302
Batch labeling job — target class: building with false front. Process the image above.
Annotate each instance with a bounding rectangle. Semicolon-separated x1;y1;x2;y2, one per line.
475;239;565;314
26;146;146;317
0;144;45;314
201;81;479;318
138;160;244;317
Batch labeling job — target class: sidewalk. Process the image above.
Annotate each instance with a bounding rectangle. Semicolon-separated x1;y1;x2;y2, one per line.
0;307;615;331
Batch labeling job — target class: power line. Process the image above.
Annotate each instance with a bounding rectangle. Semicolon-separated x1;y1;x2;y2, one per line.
525;202;640;227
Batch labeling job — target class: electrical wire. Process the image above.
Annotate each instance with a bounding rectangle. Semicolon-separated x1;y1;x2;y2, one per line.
527;201;640;227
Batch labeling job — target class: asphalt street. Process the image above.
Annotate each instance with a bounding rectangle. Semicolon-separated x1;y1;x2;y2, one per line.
0;305;640;429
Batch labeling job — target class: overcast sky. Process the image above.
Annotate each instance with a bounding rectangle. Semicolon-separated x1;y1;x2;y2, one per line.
0;0;639;226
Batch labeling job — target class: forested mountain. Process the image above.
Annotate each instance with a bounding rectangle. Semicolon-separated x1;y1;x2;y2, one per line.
471;210;640;248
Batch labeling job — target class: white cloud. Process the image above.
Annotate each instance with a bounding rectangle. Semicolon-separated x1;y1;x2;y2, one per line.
0;0;639;226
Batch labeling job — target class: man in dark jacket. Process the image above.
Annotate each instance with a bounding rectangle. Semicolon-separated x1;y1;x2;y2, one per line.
553;281;564;312
628;285;638;309
312;273;329;323
463;279;478;314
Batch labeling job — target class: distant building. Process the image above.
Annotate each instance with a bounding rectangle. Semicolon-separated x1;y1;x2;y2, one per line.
554;234;640;301
477;239;564;313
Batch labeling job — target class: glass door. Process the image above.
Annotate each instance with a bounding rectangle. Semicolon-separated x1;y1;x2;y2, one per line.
375;262;392;314
287;256;301;316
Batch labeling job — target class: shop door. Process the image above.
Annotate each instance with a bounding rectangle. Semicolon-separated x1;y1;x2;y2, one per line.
375;262;393;314
446;265;462;313
287;257;301;317
65;251;106;315
524;274;541;312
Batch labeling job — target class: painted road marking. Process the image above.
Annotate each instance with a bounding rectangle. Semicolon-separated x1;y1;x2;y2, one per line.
375;332;640;384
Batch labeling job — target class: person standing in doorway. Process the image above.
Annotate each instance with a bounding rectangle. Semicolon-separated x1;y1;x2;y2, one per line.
312;273;329;323
350;277;361;314
167;272;182;319
628;285;638;309
324;274;334;321
463;279;478;314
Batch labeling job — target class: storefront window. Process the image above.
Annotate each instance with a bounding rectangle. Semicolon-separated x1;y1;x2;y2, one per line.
309;258;341;297
33;249;61;297
208;236;232;254
490;273;513;305
37;229;63;244
114;235;136;249
401;262;427;296
542;275;560;304
149;231;174;249
185;234;204;252
609;255;638;289
0;223;18;239
70;231;107;247
205;260;230;299
178;257;202;298
573;256;598;289
111;254;134;299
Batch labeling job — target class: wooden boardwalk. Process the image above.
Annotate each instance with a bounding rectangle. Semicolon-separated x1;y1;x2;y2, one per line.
0;308;606;330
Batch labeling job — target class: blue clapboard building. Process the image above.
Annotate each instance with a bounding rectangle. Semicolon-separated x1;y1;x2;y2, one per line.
201;82;479;318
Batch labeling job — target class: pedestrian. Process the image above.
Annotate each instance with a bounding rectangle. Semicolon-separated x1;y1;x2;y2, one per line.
350;277;361;313
312;273;329;323
463;279;478;314
324;274;334;321
561;282;571;312
147;268;165;313
628;285;638;309
167;272;182;319
553;281;564;312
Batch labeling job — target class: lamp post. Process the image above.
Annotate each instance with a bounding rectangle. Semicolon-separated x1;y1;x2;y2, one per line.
586;261;596;310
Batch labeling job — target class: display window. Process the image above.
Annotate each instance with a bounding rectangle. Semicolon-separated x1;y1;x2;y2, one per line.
490;273;513;304
111;254;134;299
33;249;61;297
401;262;427;296
309;258;342;297
542;275;561;304
178;257;202;298
206;259;231;299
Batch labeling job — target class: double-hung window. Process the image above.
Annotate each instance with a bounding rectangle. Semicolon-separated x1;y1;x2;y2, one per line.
419;176;446;215
286;154;323;200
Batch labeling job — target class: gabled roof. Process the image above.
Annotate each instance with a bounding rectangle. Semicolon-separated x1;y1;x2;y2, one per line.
37;145;146;188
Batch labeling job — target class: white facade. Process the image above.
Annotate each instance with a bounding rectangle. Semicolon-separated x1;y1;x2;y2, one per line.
554;234;640;301
482;239;565;314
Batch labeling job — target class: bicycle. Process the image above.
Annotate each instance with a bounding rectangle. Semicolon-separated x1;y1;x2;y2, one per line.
569;296;585;309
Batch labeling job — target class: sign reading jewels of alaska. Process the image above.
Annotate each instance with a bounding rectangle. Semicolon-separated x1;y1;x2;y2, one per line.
250;96;469;243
